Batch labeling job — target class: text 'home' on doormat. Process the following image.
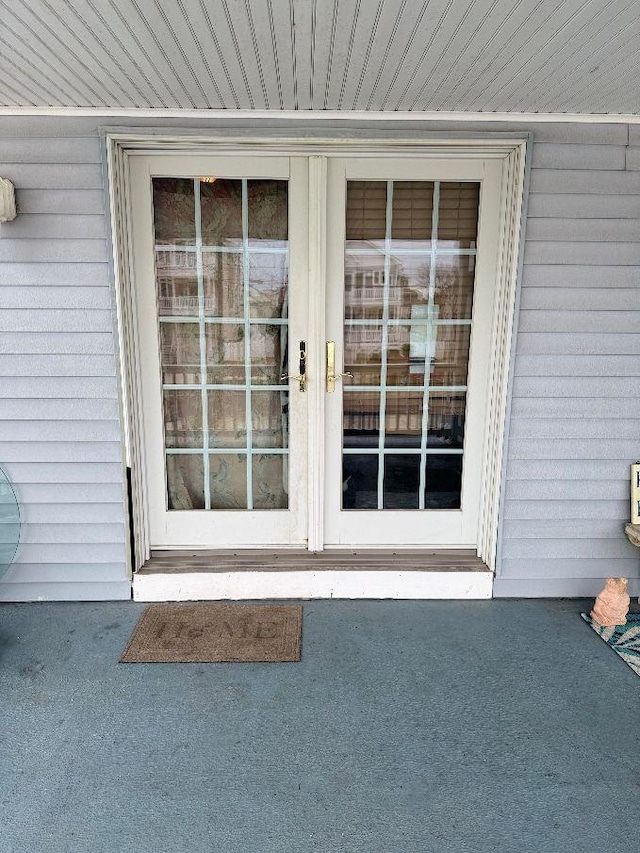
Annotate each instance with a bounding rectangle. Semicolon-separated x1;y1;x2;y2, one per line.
120;603;302;662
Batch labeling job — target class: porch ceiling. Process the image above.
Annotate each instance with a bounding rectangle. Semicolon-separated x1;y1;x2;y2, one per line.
1;0;639;115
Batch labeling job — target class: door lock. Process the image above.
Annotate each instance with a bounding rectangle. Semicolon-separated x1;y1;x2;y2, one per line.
280;341;306;392
326;341;353;393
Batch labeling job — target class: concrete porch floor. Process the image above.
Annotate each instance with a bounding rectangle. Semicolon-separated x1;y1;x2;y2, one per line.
1;599;638;853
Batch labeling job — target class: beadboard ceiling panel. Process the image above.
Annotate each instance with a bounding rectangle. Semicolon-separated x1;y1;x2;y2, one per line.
0;0;639;114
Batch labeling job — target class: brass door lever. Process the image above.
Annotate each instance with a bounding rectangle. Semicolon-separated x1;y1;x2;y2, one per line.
281;341;306;391
326;341;353;393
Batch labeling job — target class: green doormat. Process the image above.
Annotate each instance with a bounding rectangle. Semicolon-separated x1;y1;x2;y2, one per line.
120;603;302;662
581;613;640;677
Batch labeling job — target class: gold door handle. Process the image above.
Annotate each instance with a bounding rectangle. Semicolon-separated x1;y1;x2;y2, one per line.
326;341;353;393
280;341;306;391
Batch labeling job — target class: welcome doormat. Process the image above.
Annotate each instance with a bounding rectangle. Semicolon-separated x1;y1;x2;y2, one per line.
120;603;302;662
581;613;640;677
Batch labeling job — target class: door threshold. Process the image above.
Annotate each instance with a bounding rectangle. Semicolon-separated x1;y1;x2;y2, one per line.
133;550;493;601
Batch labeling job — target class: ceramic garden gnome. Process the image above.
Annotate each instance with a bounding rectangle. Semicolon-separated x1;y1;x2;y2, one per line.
590;577;630;627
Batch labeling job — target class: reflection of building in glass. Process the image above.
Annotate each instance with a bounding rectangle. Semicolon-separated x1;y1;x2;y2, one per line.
343;240;472;445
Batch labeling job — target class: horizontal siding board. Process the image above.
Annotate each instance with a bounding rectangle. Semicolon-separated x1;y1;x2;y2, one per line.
526;194;640;219
4;461;123;483
523;241;640;265
1;398;119;420
0;581;131;602
19;522;126;544
494;577;640;598
503;500;629;520
0;240;107;263
0;309;113;333
0;377;118;399
16;189;106;215
504;480;628;501
0;138;100;163
516;333;640;355
0;353;117;377
4;215;107;240
531;143;626;170
511;397;637;419
0;163;104;189
2;563;128;583
528;124;628;145
624;148;640;171
16;483;125;503
0;262;109;286
503;519;627;540
0;420;121;442
506;460;633;480
0;117;104;136
512;376;640;398
0;441;122;462
507;439;640;461
522;265;640;288
502;538;636;560
518;311;640;334
23;503;126;524
0;286;112;310
530;169;640;194
508;418;640;439
519;288;640;311
12;542;126;562
500;555;640;574
514;355;640;377
524;219;640;243
0;333;115;354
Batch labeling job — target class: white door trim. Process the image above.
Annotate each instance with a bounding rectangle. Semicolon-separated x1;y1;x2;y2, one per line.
106;133;527;572
306;156;328;552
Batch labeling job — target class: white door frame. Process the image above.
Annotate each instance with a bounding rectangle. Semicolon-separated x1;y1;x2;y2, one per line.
106;133;527;572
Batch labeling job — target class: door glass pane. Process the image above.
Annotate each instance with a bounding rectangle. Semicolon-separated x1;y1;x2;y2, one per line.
200;179;242;246
252;455;288;509
166;455;204;510
384;455;420;509
343;391;380;449
153;177;289;510
252;391;288;449
342;454;378;509
209;454;247;509
160;323;202;384
202;253;243;317
250;324;286;385
342;179;479;510
248;180;288;244
205;324;246;384
152;179;196;246
163;390;202;448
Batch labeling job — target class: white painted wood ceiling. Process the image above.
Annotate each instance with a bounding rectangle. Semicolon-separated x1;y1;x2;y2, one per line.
1;0;639;114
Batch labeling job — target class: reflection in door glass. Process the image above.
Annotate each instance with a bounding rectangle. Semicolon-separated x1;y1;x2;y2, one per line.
152;177;289;510
342;180;479;510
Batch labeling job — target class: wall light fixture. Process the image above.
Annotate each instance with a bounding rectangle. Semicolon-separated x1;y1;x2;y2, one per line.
0;178;17;223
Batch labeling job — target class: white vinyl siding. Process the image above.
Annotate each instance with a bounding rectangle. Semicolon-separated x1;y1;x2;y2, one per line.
0;120;129;600
497;121;640;597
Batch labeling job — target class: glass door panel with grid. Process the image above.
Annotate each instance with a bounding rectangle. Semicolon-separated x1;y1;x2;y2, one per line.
130;155;309;548
324;158;500;548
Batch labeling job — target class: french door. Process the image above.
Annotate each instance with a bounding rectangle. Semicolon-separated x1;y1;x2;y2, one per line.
129;152;501;551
